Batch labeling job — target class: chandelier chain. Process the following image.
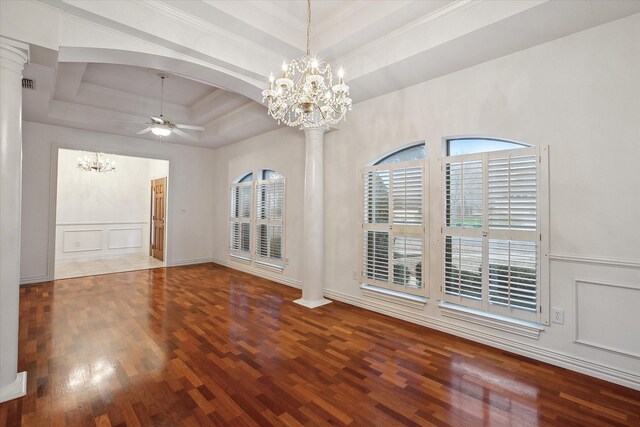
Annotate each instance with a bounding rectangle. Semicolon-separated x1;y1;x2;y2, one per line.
306;0;311;58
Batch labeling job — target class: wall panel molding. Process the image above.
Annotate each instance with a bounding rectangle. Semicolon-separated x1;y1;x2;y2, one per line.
62;229;102;253
108;227;143;250
57;221;148;226
56;221;149;261
550;253;640;269
574;279;640;359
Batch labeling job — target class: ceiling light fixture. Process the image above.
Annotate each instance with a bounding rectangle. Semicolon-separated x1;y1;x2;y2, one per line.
76;152;116;173
151;123;171;137
262;0;351;128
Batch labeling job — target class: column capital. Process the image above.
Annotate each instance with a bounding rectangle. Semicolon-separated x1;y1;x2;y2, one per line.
0;37;29;73
302;126;326;137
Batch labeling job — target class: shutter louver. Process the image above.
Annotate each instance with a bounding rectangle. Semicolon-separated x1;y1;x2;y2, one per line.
255;177;285;263
363;231;389;282
393;236;423;289
489;154;537;230
489;239;537;312
444;236;483;300
445;160;483;228
393;167;423;225
256;180;284;221
229;183;253;259
364;170;390;224
256;224;283;260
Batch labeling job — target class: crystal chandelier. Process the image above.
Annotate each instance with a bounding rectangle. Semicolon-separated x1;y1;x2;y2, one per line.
76;152;116;173
261;0;352;128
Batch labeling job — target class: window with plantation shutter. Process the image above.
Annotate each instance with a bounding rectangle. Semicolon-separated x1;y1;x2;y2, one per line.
361;144;427;297
229;182;252;259
442;141;548;323
229;169;286;269
255;177;285;265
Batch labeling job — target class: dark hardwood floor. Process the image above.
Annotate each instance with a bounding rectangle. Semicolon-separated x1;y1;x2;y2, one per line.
1;263;639;426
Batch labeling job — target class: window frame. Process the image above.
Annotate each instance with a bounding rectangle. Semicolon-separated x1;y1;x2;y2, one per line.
229;169;286;271
440;138;550;325
254;176;286;267
229;181;253;261
360;144;429;298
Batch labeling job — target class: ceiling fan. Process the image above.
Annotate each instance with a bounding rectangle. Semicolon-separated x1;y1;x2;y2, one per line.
125;72;204;139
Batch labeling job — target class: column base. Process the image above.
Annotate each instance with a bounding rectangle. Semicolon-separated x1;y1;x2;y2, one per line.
0;371;27;403
293;298;332;309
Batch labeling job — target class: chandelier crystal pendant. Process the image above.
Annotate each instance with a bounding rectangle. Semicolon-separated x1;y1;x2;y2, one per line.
76;152;116;173
262;0;352;128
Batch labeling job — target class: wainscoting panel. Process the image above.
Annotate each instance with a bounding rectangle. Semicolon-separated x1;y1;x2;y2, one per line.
108;228;143;250
56;222;149;261
574;279;640;359
62;229;102;253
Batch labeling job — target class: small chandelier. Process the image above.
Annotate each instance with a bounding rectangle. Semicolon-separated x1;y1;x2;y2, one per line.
76;152;116;173
262;0;352;128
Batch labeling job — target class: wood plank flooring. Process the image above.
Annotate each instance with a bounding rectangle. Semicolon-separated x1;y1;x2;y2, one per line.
1;263;639;426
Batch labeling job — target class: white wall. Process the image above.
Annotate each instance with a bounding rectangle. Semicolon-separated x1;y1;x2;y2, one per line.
21;122;215;283
212;15;640;389
211;125;305;287
54;149;169;261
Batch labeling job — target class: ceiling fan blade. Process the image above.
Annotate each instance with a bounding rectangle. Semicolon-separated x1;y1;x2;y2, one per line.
137;127;152;135
172;128;192;139
175;123;205;131
113;120;150;125
150;116;164;123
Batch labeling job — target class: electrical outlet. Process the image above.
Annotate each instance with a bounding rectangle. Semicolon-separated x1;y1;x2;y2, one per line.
552;308;564;324
352;271;358;281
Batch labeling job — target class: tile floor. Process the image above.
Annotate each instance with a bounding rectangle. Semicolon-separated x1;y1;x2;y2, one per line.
54;253;165;279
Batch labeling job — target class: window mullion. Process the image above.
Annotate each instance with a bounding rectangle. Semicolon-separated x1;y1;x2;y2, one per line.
388;170;394;285
482;152;489;312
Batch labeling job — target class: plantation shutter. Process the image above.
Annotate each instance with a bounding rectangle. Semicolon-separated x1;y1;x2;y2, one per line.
362;160;426;296
486;150;539;317
229;182;252;259
442;146;545;322
255;177;285;265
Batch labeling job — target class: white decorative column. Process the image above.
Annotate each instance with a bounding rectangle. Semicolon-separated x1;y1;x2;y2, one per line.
0;37;29;403
294;127;332;308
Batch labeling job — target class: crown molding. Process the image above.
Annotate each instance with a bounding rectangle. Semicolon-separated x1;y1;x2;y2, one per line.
337;0;476;64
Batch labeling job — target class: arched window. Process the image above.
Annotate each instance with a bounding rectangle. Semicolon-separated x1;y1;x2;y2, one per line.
237;172;253;183
230;169;285;269
361;142;427;297
446;137;529;156
373;143;426;165
441;137;548;323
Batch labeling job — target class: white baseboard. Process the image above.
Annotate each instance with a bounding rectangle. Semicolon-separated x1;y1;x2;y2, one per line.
0;371;27;403
167;257;214;267
323;288;640;391
20;274;49;285
211;257;302;289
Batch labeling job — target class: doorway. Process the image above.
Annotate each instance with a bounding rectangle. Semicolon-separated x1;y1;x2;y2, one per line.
150;177;167;261
54;148;170;279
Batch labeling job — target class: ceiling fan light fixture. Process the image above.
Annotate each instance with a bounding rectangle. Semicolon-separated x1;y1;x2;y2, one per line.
151;124;171;137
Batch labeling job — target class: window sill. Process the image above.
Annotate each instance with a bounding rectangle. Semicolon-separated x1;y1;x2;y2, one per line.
438;302;543;339
255;260;284;273
230;254;251;264
360;284;427;309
